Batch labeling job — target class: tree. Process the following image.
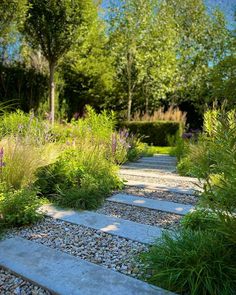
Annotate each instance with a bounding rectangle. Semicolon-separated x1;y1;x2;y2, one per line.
107;0;179;119
24;0;94;124
0;0;27;62
59;5;115;118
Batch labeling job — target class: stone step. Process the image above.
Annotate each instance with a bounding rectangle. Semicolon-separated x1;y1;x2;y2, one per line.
139;157;177;165
41;205;162;244
122;166;176;174
120;169;198;183
108;194;194;215
0;237;173;295
137;159;176;167
141;154;177;161
123;162;176;171
125;180;196;195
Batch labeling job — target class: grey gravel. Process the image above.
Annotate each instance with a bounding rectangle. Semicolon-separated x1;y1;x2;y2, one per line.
121;174;199;190
0;268;51;295
96;201;181;229
7;218;148;278
114;187;198;205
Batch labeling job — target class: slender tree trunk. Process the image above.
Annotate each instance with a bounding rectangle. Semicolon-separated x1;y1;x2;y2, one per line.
127;51;132;121
127;87;132;121
145;95;149;115
49;61;55;125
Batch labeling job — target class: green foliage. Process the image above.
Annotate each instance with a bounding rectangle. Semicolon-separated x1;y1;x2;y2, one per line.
0;137;59;190
141;146;174;157
35;107;124;210
35;147;122;210
181;209;220;231
120;121;181;146
178;109;236;215
0;186;42;227
0;110;52;141
141;229;236;295
0;64;48;112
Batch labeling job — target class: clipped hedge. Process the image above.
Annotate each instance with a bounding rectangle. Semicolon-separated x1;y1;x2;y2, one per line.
119;121;181;146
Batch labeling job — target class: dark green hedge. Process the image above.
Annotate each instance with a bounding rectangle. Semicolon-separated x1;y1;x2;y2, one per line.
120;121;181;146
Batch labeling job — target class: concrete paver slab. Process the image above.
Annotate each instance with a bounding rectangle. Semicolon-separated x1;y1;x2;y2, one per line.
0;237;174;295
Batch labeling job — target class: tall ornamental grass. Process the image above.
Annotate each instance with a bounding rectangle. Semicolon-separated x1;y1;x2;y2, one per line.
141;108;236;295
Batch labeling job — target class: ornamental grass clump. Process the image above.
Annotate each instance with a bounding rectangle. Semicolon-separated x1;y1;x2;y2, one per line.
141;229;236;295
0;137;60;190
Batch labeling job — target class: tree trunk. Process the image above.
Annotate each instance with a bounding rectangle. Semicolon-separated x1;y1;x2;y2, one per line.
127;88;132;121
127;51;132;121
49;61;55;125
145;95;149;115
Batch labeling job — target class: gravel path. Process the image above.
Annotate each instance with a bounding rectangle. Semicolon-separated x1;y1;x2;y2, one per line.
1;155;197;293
122;174;199;190
115;187;198;205
96;201;181;229
0;268;51;295
7;218;148;278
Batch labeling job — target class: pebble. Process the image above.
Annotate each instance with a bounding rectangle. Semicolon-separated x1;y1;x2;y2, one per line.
117;187;198;205
96;201;181;228
0;268;51;295
7;217;148;279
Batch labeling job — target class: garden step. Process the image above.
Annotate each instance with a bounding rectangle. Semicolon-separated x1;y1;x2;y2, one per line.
0;237;173;295
139;157;177;164
120;169;198;183
41;204;162;244
123;162;176;171
108;194;194;215
122;166;176;174
125;180;196;195
135;159;176;167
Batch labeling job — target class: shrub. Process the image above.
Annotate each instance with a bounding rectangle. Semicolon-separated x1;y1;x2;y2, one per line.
181;209;220;231
0;186;42;227
0;110;52;144
119;121;181;146
141;229;236;295
35;146;123;210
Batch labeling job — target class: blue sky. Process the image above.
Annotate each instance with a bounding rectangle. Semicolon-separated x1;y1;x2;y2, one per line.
102;0;235;28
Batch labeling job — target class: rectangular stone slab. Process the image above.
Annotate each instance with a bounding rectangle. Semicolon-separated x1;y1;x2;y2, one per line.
122;164;176;172
120;169;198;182
108;194;194;215
125;180;196;195
41;205;162;244
138;159;177;165
0;238;174;295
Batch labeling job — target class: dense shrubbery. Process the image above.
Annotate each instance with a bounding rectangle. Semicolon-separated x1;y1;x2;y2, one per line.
0;107;143;229
0;186;43;228
119;121;181;146
141;109;236;295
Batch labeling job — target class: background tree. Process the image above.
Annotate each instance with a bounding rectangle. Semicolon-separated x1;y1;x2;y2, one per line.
24;0;94;124
59;5;115;119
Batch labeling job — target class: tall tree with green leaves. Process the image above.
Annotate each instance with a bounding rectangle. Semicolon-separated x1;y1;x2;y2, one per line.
24;0;94;124
107;0;179;119
0;0;27;62
166;0;231;106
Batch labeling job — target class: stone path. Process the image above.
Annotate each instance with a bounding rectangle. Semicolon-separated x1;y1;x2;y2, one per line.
0;154;198;295
108;193;194;215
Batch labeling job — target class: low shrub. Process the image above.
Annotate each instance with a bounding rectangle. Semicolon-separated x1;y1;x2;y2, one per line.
119;121;181;146
0;186;42;227
0;110;52;144
35;146;123;210
181;209;220;231
141;229;236;295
